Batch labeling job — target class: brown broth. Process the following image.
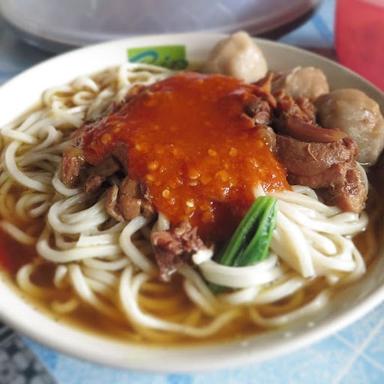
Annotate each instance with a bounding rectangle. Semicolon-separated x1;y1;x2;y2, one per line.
0;230;36;274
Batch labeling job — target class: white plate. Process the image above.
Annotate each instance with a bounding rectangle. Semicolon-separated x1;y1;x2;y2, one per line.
0;33;384;372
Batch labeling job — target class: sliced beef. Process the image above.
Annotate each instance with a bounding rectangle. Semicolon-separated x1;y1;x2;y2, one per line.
151;221;206;280
276;134;366;212
118;178;144;220
296;97;317;121
276;135;358;176
244;98;271;126
319;163;367;212
104;177;155;222
105;184;124;221
136;183;155;219
275;91;315;123
84;174;105;193
288;162;348;189
274;92;347;143
84;157;121;193
282;116;347;143
61;150;122;193
273;91;367;212
61;147;86;187
60;87;143;188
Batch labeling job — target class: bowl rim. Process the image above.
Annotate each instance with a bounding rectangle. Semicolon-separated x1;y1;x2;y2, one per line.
0;32;384;373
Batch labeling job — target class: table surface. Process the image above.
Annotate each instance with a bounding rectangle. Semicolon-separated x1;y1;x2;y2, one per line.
1;1;384;383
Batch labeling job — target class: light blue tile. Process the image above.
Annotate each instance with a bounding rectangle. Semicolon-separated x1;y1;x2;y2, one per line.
281;20;326;48
54;354;168;384
188;336;353;384
339;357;384;384
22;334;356;384
312;12;333;45
166;374;193;384
362;319;384;367
22;338;58;371
337;304;384;348
281;0;335;49
317;0;336;34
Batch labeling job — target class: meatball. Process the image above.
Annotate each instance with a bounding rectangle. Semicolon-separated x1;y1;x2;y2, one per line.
273;67;329;101
316;89;384;165
203;31;267;83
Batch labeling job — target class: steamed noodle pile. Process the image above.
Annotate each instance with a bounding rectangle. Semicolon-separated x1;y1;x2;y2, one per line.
0;64;370;342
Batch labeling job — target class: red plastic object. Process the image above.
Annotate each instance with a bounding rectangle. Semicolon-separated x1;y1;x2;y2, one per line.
336;0;384;90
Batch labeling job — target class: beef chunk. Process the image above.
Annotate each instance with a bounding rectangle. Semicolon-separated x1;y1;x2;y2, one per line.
288;162;348;189
296;97;317;121
319;164;367;213
276;135;358;176
84;157;120;193
61;147;86;187
104;177;155;222
276;134;366;213
277;93;314;122
273;92;367;213
105;184;124;221
151;221;206;280
282;116;347;143
244;98;271;126
274;92;347;143
118;178;144;220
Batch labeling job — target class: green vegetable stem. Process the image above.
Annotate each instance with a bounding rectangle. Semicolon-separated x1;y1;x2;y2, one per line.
217;196;277;267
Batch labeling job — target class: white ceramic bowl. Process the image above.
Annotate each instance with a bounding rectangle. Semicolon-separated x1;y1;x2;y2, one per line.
0;33;383;372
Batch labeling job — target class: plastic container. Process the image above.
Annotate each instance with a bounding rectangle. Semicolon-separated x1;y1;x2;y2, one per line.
0;0;320;52
336;0;384;90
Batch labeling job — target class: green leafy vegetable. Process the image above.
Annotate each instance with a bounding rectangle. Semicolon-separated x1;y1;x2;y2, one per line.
235;197;277;266
217;196;277;267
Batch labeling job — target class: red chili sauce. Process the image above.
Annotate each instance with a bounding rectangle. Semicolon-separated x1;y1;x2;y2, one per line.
83;73;288;241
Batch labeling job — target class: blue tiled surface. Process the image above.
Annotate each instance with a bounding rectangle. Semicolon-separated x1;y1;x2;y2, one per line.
2;0;384;382
21;305;384;384
281;0;335;49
